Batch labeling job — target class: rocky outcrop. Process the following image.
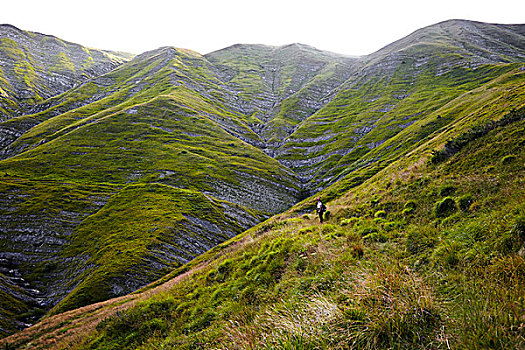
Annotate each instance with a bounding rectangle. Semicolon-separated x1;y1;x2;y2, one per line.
0;24;129;121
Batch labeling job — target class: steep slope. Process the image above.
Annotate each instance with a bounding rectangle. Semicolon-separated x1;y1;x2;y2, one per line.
0;44;302;334
0;19;524;338
205;43;359;144
275;19;525;191
0;24;129;121
3;82;523;350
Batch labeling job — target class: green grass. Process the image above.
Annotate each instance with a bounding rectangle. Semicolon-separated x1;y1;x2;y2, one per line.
63;98;525;350
50;182;245;314
276;63;524;190
1;21;525;344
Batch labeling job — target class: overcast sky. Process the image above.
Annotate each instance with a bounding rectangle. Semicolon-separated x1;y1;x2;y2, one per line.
1;0;524;56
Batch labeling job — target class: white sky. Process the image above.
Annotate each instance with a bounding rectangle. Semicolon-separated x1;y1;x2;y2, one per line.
1;0;524;56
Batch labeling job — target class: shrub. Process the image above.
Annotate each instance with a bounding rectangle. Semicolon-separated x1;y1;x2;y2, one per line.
345;230;360;243
340;217;358;227
458;194;474;212
434;197;457;218
363;231;388;243
356;221;378;237
501;154;517;165
347;264;441;349
439;184;456;197
383;221;401;232
298;226;317;234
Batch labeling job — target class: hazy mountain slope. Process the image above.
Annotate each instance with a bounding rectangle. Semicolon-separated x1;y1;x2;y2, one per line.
0;24;129;121
3;82;523;350
275;20;525;191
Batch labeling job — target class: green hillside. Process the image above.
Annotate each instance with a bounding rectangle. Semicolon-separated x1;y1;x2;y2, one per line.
0;19;524;343
0;45;306;334
2;84;523;350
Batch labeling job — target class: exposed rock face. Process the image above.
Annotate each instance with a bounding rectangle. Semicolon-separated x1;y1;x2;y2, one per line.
0;24;129;121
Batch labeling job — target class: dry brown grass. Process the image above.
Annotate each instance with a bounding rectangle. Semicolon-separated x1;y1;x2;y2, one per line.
0;264;205;350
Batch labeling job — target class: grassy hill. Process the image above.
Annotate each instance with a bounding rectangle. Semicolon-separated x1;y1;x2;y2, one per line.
2;90;523;350
0;19;524;342
0;47;303;332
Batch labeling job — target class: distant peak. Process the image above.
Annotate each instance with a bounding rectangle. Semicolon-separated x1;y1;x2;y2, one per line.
0;23;22;31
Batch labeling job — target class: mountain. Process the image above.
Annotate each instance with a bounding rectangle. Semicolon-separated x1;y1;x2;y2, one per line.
274;19;525;191
0;24;130;121
2;58;524;350
0;46;303;332
0;19;524;342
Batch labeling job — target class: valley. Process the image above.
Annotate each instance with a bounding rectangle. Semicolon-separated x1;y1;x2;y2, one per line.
0;19;524;348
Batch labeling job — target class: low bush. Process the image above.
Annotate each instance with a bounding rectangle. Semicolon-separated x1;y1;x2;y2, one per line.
434;197;457;218
458;194;474;212
501;154;517;165
340;217;358;226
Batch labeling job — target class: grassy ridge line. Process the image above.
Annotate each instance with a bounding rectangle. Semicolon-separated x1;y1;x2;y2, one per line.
0;50;188;158
0;25;128;120
0;95;300;203
0;47;265;161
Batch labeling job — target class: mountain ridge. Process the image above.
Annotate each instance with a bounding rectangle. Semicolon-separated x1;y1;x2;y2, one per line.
0;24;131;121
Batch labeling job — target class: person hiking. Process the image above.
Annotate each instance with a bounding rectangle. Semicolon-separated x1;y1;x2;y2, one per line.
316;197;326;223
